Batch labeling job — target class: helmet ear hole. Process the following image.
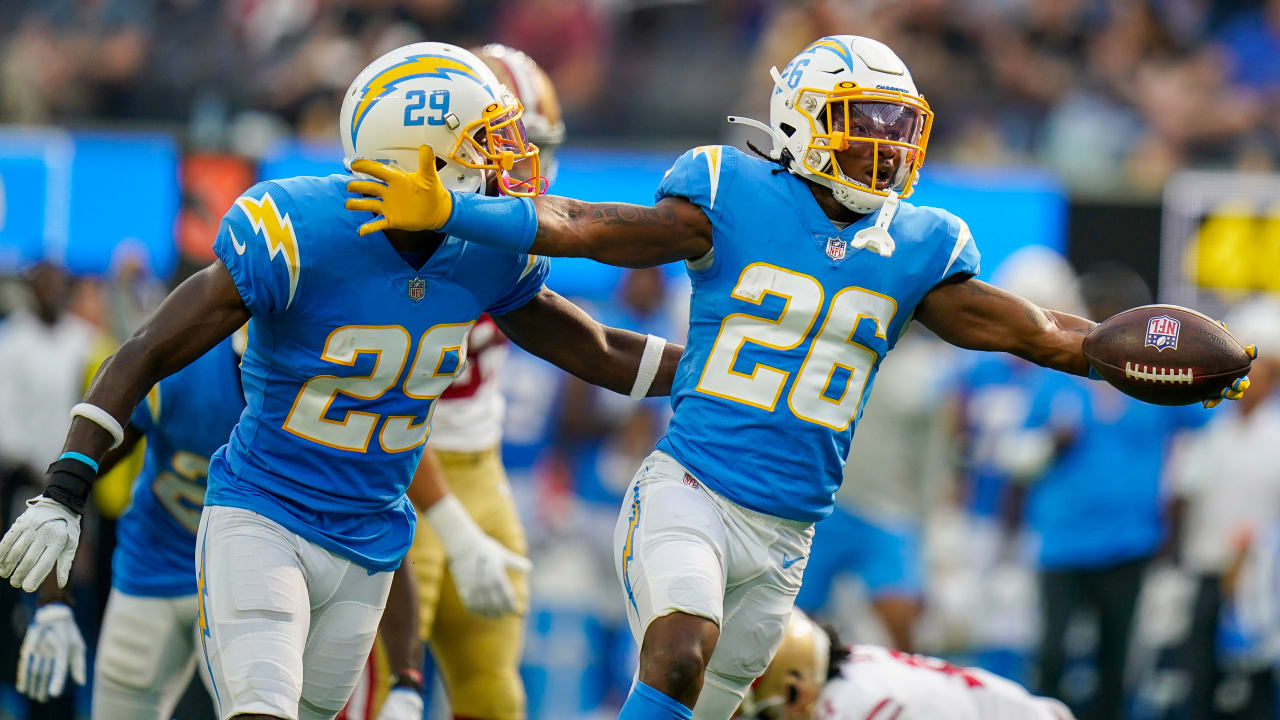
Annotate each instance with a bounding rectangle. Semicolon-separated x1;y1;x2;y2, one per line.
435;156;448;172
780;123;796;138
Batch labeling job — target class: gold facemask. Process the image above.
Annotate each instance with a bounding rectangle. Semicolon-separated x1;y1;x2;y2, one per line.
794;82;933;200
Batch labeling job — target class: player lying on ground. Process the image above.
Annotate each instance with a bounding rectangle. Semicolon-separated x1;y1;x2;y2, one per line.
344;35;1251;720
739;609;1074;720
0;41;682;720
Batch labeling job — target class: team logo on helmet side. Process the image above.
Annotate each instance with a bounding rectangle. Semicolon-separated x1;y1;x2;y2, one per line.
1145;315;1180;351
349;54;493;149
802;37;855;70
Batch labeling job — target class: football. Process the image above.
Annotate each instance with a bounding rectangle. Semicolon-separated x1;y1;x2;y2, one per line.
1082;304;1252;405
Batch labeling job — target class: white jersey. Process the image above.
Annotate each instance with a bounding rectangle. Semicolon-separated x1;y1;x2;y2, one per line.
429;314;509;451
817;646;1073;720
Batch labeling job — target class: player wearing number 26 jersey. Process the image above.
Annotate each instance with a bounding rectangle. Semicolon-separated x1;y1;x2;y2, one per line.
653;144;978;521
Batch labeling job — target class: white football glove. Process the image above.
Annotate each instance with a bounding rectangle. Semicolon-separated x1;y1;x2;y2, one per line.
375;687;424;720
0;496;81;592
17;603;87;702
425;494;531;618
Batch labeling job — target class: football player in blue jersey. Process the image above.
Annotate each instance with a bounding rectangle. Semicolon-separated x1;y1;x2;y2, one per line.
15;330;246;715
0;42;683;720
341;34;1253;720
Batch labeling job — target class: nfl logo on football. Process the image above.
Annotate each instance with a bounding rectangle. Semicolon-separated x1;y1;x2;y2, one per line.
407;277;426;302
825;237;846;261
1145;315;1180;351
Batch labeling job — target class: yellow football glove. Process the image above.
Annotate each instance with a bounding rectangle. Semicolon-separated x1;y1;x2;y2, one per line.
1203;343;1258;408
345;145;454;236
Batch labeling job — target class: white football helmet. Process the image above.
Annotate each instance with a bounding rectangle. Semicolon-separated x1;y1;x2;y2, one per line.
761;35;933;214
340;42;543;197
473;44;565;186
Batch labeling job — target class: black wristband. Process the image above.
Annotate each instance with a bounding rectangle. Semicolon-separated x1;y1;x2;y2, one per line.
44;458;96;515
389;669;424;693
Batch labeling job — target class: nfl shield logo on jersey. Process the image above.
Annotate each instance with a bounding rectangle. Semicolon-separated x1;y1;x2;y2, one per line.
407;277;426;302
1145;315;1180;351
825;237;847;261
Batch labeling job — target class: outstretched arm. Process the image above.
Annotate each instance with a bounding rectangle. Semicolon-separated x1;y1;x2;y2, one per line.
346;146;713;268
62;261;250;460
493;287;684;396
915;276;1095;377
521;196;712;268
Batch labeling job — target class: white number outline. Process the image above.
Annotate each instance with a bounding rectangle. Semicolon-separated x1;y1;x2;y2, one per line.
283;322;473;453
696;264;897;430
695;263;824;411
788;286;897;430
380;321;474;453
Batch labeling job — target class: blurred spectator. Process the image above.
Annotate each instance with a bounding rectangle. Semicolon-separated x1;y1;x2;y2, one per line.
495;0;606;124
0;0;1274;186
1164;295;1280;719
1019;263;1207;720
0;262;93;475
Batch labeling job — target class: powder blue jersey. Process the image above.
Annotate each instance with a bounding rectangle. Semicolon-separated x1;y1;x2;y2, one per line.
654;146;979;522
207;174;548;572
112;334;245;597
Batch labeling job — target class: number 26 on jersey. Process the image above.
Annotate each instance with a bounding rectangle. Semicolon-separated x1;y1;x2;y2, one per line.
696;263;896;430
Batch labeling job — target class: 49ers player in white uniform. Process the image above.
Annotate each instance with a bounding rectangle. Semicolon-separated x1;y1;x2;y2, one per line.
739;610;1074;720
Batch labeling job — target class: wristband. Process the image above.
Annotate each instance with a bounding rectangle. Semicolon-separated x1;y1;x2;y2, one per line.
389;669;423;693
441;192;537;253
630;335;667;400
44;457;97;515
70;403;125;449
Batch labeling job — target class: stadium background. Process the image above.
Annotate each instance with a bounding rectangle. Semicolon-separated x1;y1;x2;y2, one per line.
1;0;1279;719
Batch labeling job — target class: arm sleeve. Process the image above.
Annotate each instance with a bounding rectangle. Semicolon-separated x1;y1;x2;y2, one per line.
486;254;551;316
655;145;736;223
212;181;302;316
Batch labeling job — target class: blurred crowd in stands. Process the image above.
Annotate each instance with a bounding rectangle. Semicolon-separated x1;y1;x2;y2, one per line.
3;0;1279;193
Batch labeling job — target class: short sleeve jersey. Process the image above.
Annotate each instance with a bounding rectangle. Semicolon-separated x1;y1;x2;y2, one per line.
654;146;979;521
207;174;548;571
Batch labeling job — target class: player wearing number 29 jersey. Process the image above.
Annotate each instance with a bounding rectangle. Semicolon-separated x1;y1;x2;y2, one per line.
654;144;977;522
208;173;548;572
